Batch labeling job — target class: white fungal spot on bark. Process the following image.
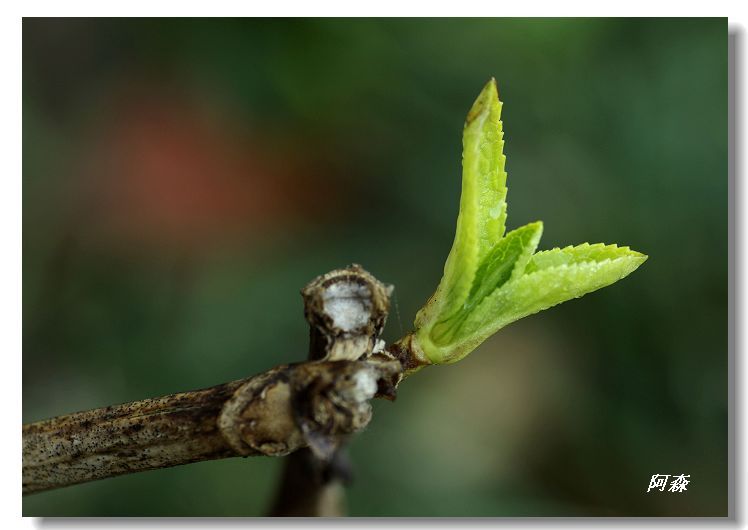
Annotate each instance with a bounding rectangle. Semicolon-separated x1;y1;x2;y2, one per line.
346;369;378;403
322;283;372;332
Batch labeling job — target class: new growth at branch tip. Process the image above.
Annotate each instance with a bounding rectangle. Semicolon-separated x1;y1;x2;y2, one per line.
398;77;647;370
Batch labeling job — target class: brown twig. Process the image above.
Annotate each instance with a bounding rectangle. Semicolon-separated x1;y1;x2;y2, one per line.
267;265;393;516
22;264;414;501
23;378;247;495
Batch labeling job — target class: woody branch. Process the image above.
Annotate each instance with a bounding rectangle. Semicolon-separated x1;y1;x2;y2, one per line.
22;264;425;497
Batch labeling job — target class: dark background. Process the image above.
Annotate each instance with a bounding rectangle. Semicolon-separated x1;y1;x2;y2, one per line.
22;18;727;516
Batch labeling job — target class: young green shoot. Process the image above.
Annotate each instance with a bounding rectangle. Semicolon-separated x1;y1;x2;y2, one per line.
408;78;647;367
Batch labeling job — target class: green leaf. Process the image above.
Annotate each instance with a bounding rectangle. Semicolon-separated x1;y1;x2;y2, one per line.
408;79;647;368
429;221;543;350
456;244;647;353
415;79;507;333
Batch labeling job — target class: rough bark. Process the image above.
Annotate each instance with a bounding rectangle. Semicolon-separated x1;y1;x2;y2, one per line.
23;378;246;494
22;264;416;501
267;264;392;516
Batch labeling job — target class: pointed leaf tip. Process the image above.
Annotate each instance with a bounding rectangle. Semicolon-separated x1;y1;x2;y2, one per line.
466;78;500;125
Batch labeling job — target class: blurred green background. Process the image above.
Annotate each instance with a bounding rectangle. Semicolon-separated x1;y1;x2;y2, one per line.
22;18;727;516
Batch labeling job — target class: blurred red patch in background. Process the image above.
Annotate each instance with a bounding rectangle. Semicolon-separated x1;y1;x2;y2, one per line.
77;85;338;254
